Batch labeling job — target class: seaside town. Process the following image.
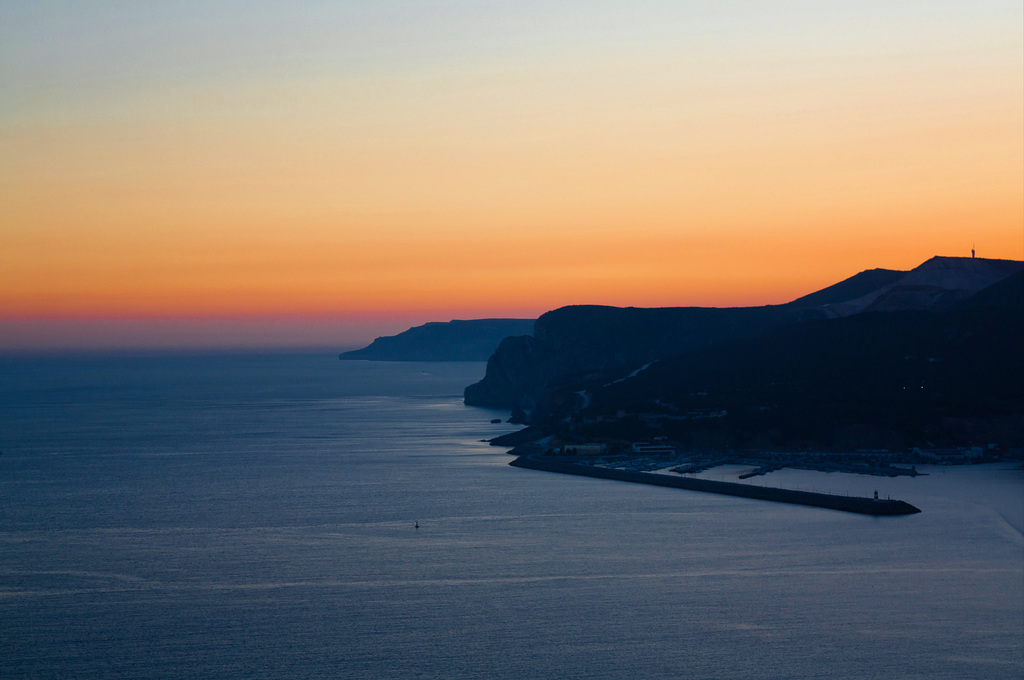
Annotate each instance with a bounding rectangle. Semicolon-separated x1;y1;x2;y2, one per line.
512;436;1015;478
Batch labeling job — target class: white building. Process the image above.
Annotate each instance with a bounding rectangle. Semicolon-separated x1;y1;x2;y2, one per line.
631;442;675;456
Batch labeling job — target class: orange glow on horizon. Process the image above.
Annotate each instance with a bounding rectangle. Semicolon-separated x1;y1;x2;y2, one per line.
2;2;1021;348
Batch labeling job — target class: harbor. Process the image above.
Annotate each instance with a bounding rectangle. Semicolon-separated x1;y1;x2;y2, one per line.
510;454;922;516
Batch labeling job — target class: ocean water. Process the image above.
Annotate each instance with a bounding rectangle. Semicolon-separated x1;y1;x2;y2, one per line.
1;354;1021;680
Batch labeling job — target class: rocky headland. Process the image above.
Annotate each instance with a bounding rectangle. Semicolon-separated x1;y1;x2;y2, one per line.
467;256;1024;455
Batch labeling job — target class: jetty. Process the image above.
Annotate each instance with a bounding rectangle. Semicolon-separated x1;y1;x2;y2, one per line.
510;455;921;516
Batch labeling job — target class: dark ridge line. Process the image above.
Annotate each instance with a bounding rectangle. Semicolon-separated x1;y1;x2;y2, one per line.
510;455;921;516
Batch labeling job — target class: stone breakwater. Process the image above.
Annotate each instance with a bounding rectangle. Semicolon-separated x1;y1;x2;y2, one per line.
510;455;922;516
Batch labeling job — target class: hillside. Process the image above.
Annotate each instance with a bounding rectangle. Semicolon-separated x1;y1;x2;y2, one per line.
467;257;1024;448
464;257;1000;421
578;282;1024;450
463;303;801;418
784;268;905;308
820;256;1024;316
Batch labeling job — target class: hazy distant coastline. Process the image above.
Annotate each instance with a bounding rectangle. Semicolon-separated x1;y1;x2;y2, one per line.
339;319;534;362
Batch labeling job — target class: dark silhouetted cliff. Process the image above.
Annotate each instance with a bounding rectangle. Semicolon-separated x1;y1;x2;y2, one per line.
465;257;1024;433
464;304;801;419
580;274;1024;450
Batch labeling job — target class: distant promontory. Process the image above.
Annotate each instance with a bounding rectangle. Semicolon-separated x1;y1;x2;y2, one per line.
339;318;535;362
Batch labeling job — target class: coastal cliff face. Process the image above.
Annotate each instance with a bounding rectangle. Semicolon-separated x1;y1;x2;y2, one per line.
463;334;545;414
464;303;801;421
464;257;1024;425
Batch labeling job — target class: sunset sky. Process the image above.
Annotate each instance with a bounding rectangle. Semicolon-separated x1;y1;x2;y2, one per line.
2;1;1022;351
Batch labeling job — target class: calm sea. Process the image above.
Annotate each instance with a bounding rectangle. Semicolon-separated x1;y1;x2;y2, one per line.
1;353;1021;679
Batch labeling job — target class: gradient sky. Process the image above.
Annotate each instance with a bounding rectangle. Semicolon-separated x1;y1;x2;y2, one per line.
2;1;1022;350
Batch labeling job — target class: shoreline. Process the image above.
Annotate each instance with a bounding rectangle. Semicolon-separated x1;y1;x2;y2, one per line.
510;454;922;516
